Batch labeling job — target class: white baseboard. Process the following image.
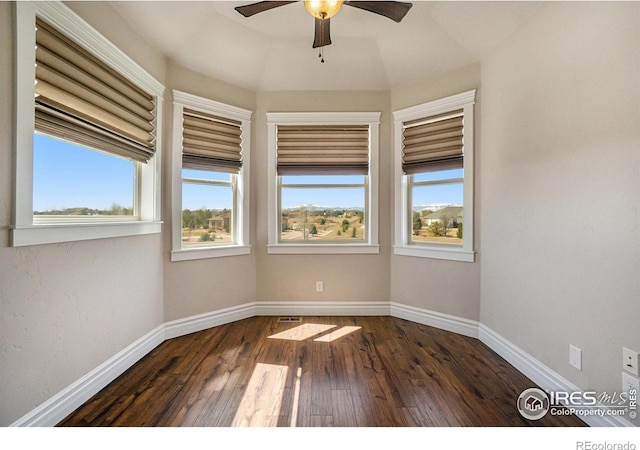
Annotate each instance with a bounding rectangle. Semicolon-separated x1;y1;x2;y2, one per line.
12;301;635;427
10;324;165;427
390;302;480;338
164;303;256;340
478;324;635;427
255;300;390;317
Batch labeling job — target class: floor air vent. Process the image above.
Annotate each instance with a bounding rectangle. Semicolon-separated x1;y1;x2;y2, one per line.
278;317;302;323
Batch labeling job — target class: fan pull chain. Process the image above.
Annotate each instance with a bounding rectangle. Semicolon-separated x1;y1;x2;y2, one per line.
319;46;324;63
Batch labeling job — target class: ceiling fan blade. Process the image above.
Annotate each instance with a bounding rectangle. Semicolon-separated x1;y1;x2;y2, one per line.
312;17;332;49
234;1;298;18
345;1;413;23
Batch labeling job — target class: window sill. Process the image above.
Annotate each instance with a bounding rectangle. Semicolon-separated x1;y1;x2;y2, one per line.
393;245;475;262
268;244;380;255
171;245;251;261
11;221;162;247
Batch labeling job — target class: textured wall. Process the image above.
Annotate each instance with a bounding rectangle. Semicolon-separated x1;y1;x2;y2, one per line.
161;63;257;321
0;2;164;426
480;2;640;415
389;63;482;321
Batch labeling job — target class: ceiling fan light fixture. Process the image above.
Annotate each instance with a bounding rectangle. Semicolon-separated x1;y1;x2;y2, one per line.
304;0;343;19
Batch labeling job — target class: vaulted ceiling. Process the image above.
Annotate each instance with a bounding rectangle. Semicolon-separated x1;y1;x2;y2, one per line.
106;1;546;91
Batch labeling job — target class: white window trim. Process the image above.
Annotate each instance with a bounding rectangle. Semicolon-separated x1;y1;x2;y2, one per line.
266;112;380;255
393;90;476;262
11;1;164;247
170;90;252;261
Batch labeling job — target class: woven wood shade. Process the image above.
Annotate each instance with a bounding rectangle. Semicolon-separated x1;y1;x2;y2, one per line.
402;109;464;174
276;125;369;175
34;18;156;163
182;108;243;173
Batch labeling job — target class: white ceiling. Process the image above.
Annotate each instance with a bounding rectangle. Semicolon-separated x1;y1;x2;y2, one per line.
106;1;546;91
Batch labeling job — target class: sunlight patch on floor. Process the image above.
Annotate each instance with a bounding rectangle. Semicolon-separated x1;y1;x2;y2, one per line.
313;326;361;342
268;323;336;341
232;363;288;427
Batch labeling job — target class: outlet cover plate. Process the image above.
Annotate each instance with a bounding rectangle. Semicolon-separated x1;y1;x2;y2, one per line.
570;345;582;370
623;347;639;376
622;371;640;395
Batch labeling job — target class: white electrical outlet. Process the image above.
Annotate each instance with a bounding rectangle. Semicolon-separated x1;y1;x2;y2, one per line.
569;345;582;370
623;347;639;376
316;281;323;292
622;371;640;395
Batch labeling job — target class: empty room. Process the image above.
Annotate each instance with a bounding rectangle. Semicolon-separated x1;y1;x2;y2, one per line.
1;0;638;444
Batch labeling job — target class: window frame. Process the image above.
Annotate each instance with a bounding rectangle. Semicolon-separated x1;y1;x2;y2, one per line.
170;90;252;261
267;112;380;255
11;1;164;247
393;90;476;262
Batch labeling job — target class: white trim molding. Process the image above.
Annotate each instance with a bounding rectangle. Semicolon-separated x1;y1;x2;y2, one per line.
393;90;476;262
478;324;635;428
266;112;381;254
12;1;164;247
255;301;390;317
390;302;480;338
10;325;165;427
164;303;256;340
170;90;252;261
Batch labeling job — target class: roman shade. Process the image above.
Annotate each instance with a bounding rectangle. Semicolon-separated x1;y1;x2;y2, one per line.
182;108;243;173
34;18;156;163
276;125;369;175
401;109;464;174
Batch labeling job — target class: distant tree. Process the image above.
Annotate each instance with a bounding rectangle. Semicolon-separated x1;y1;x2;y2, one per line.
412;211;423;236
199;233;213;242
457;223;463;239
320;218;326;225
310;224;318;235
337;230;342;236
351;227;356;238
440;213;451;236
428;221;445;237
183;209;194;229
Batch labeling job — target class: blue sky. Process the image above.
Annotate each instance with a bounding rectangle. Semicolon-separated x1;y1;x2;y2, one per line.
33;134;134;211
34;134;463;212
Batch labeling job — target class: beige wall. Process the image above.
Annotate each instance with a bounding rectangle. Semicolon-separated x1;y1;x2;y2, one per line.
389;63;482;321
162;63;257;321
254;91;392;302
0;2;164;426
480;1;640;415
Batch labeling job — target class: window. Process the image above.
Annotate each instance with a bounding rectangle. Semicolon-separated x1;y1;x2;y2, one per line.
267;112;380;254
12;2;164;246
33;134;136;221
171;91;251;261
393;90;476;262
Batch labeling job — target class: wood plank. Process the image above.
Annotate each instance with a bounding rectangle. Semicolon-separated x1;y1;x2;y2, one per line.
58;316;587;428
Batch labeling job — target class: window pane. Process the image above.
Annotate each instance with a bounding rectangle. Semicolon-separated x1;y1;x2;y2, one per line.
33;133;135;216
411;183;463;246
182;183;233;247
281;175;365;185
280;187;365;241
413;169;463;183
182;168;231;182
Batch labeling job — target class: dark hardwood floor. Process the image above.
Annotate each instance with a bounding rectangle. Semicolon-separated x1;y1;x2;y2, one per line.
58;316;586;427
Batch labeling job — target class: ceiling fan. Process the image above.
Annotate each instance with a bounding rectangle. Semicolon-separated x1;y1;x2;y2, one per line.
235;1;413;62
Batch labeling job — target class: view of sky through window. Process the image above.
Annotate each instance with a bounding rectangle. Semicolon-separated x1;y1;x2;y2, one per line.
33;134;134;214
